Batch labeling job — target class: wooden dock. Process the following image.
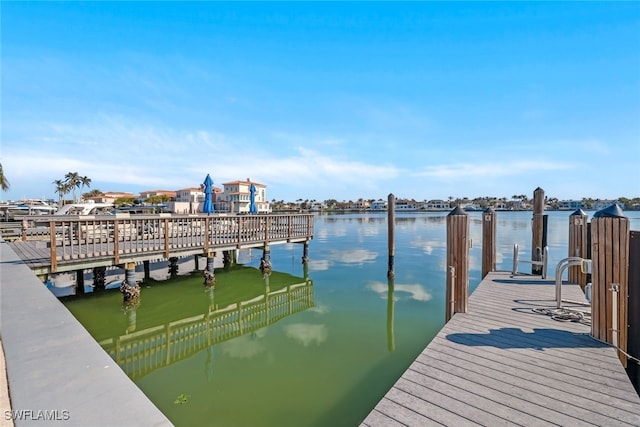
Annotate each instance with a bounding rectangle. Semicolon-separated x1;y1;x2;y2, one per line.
4;213;313;275
361;271;640;426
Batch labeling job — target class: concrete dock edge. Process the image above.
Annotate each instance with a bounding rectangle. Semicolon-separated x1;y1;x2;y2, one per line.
0;238;173;427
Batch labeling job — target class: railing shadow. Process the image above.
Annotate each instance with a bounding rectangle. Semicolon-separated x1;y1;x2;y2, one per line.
446;328;609;350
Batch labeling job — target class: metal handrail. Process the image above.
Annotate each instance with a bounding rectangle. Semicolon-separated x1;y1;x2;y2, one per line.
512;244;549;279
554;256;592;308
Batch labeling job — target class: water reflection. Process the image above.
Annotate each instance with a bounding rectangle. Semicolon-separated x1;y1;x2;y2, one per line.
387;277;395;352
98;269;314;380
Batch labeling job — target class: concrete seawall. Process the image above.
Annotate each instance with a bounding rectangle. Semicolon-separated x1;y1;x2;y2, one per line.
0;238;173;427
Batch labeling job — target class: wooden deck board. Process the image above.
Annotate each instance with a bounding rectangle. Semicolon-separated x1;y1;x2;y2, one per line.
361;271;640;426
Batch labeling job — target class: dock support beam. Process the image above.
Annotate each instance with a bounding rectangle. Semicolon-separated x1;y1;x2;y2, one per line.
92;266;106;291
168;257;179;278
144;260;150;281
302;241;309;264
204;250;215;288
120;262;140;303
76;269;85;295
260;244;272;274
446;206;469;322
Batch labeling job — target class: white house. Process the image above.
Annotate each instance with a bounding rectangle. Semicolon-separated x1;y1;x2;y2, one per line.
424;199;450;211
370;200;387;211
219;179;270;213
558;200;583;210
170;187;204;214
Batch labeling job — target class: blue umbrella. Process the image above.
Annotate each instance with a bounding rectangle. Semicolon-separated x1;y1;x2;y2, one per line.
249;182;257;214
202;174;214;214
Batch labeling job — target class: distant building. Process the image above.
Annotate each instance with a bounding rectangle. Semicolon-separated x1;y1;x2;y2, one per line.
395;199;418;211
169;187;204;214
558;200;583;210
85;191;136;204
370;200;387;211
139;190;177;200
218;179;270;213
424;199;450;211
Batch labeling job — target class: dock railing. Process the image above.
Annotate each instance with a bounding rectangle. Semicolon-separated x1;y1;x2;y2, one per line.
14;213;313;272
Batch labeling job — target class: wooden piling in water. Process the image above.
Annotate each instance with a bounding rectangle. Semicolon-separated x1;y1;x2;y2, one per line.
446;206;469;322
302;241;309;264
482;207;496;278
591;204;630;366
387;193;395;279
568;208;589;289
531;187;545;275
144;260;151;281
76;269;85;295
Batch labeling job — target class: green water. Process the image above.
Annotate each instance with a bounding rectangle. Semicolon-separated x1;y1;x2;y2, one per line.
62;210;640;426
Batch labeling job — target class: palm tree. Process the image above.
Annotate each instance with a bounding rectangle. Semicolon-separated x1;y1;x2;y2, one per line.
64;172;82;202
53;179;69;205
79;176;92;200
0;163;9;191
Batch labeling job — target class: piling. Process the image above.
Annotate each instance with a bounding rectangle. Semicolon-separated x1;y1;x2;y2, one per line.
302;241;309;264
93;266;106;291
204;250;215;287
144;260;151;281
482;207;496;278
121;262;141;303
591;204;630;366
531;187;546;275
76;269;85;295
446;206;469;322
168;257;179;278
387;193;395;279
568;209;589;289
628;230;640;391
260;244;272;274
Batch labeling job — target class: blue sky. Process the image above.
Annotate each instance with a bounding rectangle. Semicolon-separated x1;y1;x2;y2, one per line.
2;2;639;202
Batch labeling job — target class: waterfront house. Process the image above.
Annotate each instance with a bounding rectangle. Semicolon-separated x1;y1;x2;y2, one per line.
170;187;204;214
395;198;418;211
370;200;387;211
139;190;177;201
423;199;450;211
85;191;137;204
558;200;583;210
218;179;270;213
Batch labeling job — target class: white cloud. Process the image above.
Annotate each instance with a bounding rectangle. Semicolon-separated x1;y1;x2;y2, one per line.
368;281;433;302
328;248;378;265
220;332;267;359
284;323;328;347
414;160;573;181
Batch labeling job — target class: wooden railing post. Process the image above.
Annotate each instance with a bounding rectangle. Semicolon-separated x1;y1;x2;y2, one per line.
482;207;496;278
49;221;57;272
446;206;469;322
568;208;589;289
591;204;630;366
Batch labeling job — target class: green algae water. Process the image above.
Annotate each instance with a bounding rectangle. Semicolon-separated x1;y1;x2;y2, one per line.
62;211;640;426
